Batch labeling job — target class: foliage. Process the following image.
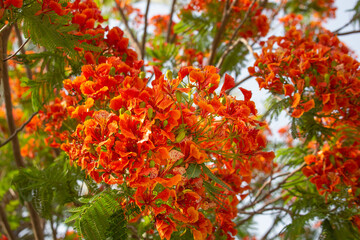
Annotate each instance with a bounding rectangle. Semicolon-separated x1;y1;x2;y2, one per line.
1;0;360;240
65;189;135;240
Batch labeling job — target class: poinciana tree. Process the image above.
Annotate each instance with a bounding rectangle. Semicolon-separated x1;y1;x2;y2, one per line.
1;0;360;239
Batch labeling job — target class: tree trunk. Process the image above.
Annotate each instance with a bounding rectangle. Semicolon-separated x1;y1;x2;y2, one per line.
0;25;45;240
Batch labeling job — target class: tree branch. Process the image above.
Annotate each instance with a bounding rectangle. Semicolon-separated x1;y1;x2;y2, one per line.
337;30;360;36
141;0;151;60
0;111;39;148
3;37;30;62
0;24;10;34
228;0;257;46
216;0;256;67
225;75;252;94
206;0;239;65
252;162;306;206
239;162;306;212
217;37;254;68
236;195;286;227
50;217;57;240
0;204;16;240
166;0;177;43
333;13;360;33
260;215;282;240
115;2;142;57
1;24;44;240
14;23;33;80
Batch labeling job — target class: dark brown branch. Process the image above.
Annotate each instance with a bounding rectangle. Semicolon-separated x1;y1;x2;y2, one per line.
127;225;141;240
217;37;254;68
251;163;306;207
236;195;285;227
239;206;293;218
206;0;239;65
334;13;360;33
166;0;177;43
239;162;306;212
225;75;252;94
260;215;282;240
269;0;286;24
141;0;151;60
227;0;256;46
50;217;57;240
14;23;33;80
1;24;44;240
0;111;39;148
3;37;30;62
216;0;258;68
0;204;16;240
1;25;23;168
115;2;142;57
337;30;360;36
0;24;9;34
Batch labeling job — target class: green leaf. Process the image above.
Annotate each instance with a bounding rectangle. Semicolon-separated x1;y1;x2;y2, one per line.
66;190;128;240
175;130;186;143
201;164;232;192
186;164;202;178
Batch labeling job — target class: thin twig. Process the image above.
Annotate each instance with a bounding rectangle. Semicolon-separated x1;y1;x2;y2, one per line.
49;217;57;240
228;0;257;45
127;225;141;240
269;0;286;22
333;13;360;33
253;162;306;205
217;37;254;68
115;2;142;57
3;37;30;62
217;0;258;68
166;0;177;43
240;162;306;211
337;30;360;36
0;204;16;240
226;75;252;94
141;0;151;60
0;24;9;34
14;23;33;80
239;206;293;218
206;0;239;65
237;195;285;227
0;111;39;148
261;215;282;240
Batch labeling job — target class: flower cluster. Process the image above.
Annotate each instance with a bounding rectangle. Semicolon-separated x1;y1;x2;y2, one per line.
303;138;360;201
66;0;140;67
249;22;360;122
33;1;275;238
38;0;142;147
249;18;360;208
58;56;274;239
0;0;23;17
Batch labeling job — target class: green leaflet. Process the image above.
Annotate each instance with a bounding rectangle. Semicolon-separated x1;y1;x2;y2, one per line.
21;4;101;58
186;164;202;178
12;155;80;219
201;164;232;192
65;190;128;240
66;189;141;240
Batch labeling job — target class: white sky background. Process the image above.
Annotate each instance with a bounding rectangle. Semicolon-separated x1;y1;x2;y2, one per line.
110;0;360;238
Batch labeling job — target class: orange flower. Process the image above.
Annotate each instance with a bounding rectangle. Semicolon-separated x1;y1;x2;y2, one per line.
156;218;176;240
4;0;23;8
